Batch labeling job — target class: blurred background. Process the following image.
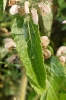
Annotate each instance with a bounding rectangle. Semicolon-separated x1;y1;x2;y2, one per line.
0;0;66;100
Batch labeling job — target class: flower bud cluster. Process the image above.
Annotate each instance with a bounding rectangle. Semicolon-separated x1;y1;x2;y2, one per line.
9;1;51;25
41;36;51;59
56;46;66;65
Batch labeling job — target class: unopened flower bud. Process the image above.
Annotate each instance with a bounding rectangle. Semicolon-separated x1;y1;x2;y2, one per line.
4;38;16;51
62;20;66;24
59;56;65;66
6;55;17;63
41;36;50;47
24;1;29;14
38;2;50;14
31;8;38;25
56;46;66;56
43;49;51;59
9;4;20;15
56;46;66;65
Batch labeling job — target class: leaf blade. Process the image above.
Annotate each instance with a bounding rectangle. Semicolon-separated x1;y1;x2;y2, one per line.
41;56;66;100
11;16;46;94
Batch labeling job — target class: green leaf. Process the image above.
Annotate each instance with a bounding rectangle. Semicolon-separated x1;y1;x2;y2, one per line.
11;15;46;94
41;56;66;100
58;0;64;7
39;4;53;37
40;90;47;100
0;0;3;20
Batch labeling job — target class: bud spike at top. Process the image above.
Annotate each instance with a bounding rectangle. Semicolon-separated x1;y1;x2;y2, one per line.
31;8;38;25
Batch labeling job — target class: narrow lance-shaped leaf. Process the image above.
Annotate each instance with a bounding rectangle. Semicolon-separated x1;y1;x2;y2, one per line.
39;3;53;37
11;16;46;94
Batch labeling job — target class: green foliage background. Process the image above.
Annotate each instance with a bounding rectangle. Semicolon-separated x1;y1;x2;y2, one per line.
0;0;66;100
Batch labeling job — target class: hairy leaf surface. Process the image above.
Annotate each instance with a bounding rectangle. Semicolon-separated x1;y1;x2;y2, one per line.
11;16;46;94
41;56;66;100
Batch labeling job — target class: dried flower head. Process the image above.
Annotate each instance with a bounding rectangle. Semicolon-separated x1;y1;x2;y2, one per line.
38;2;50;14
4;38;16;51
41;36;50;48
43;48;51;59
24;1;30;14
31;8;38;25
9;4;20;15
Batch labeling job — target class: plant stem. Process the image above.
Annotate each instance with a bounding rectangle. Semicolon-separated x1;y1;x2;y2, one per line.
18;67;27;100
